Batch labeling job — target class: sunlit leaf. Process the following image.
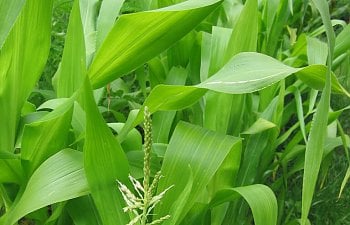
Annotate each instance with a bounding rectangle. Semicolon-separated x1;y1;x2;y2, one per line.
0;149;89;225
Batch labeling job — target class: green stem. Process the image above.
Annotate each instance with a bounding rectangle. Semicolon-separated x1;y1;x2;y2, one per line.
141;106;152;225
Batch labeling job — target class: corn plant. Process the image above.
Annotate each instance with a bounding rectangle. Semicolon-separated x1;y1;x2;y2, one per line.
0;0;349;225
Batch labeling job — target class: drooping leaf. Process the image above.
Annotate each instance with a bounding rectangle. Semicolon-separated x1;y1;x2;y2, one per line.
210;184;278;225
120;52;349;133
0;149;89;225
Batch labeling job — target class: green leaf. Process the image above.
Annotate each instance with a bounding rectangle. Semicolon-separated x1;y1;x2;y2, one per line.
88;0;222;88
339;166;350;198
210;184;278;225
155;122;241;223
301;0;336;224
0;0;53;152
81;78;129;225
0;0;25;48
67;196;102;225
108;123;142;152
79;0;99;64
96;0;125;49
0;149;89;225
118;52;349;138
224;0;258;61
0;158;23;184
152;66;188;143
53;0;86;97
334;24;350;59
242;118;277;135
21;98;73;176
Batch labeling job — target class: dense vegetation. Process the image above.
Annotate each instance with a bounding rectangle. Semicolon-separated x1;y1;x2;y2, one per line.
0;0;349;224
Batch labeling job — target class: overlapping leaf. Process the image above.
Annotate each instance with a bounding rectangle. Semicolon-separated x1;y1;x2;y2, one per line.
0;0;53;152
81;79;129;225
88;0;222;88
155;122;241;223
0;149;89;225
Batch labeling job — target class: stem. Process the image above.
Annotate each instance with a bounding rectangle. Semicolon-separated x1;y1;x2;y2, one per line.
141;106;152;225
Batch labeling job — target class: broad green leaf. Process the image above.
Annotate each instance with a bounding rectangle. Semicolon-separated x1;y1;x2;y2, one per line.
0;0;53;152
203;27;234;134
21;98;73;176
208;26;232;76
0;149;89;225
81;79;129;225
0;0;25;48
199;52;297;93
96;0;125;48
205;0;258;136
307;36;328;65
164;167;193;225
301;0;335;224
210;184;277;225
88;0;222;88
53;0;86;98
155;122;241;223
118;52;349;138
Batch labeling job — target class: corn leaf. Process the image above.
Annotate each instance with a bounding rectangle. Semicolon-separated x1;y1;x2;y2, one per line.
0;0;25;48
155;121;241;223
0;0;53;152
53;0;86;98
88;0;222;88
120;52;348;132
0;158;23;184
301;0;336;224
81;78;129;225
21;98;73;176
96;0;125;49
0;149;89;225
210;184;278;225
67;196;102;225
